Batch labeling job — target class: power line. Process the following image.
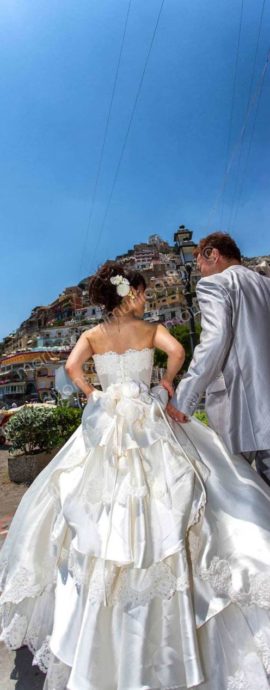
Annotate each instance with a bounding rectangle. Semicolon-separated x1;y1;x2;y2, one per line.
207;48;270;232
231;47;270;229
88;0;165;273
78;0;132;279
228;0;267;229
220;0;244;228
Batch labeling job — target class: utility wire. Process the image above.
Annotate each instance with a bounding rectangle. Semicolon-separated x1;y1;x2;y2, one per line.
207;48;270;232
231;47;270;229
88;0;165;273
78;0;132;279
220;0;244;227
228;0;267;229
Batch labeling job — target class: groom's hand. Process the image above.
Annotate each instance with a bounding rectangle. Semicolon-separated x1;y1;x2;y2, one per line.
166;402;189;423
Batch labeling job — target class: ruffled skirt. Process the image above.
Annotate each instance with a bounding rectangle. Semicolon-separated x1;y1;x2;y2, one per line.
1;383;270;689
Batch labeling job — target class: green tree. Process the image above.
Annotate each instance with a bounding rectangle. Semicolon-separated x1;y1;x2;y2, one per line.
154;323;201;372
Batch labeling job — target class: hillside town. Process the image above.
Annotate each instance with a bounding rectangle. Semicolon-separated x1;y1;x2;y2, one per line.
0;226;269;407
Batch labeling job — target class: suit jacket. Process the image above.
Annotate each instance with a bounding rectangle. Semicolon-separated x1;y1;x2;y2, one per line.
171;265;270;453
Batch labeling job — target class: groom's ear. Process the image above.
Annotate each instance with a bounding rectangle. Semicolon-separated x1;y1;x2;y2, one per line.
211;248;220;263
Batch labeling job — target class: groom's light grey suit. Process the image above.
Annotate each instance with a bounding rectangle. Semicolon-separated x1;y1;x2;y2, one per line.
171;265;270;480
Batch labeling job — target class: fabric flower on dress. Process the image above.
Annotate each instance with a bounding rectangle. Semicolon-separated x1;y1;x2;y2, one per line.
101;381;151;423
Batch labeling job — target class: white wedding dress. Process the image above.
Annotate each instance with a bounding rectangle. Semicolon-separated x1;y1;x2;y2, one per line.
1;347;270;690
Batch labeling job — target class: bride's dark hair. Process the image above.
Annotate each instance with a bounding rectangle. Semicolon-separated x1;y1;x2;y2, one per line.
89;260;146;313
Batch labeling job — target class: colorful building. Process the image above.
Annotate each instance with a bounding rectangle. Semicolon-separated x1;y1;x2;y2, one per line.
0;350;67;404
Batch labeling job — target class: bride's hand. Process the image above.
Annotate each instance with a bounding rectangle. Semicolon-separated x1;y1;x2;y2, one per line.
87;387;103;401
166;402;189;423
159;378;174;398
86;387;97;400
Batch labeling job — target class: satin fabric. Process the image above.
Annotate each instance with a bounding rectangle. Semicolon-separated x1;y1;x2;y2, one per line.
172;264;270;453
1;348;270;689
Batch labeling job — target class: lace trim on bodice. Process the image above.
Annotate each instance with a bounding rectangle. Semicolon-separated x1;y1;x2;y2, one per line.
93;347;154;359
93;347;154;389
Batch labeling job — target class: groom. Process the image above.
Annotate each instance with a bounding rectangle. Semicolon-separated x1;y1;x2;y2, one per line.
167;232;270;485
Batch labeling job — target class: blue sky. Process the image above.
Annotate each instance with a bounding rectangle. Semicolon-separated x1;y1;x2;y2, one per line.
1;0;270;340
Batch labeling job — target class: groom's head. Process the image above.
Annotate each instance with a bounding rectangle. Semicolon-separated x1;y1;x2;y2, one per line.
194;232;241;277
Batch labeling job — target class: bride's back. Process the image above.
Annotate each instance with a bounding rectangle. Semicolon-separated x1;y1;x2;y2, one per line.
85;318;157;355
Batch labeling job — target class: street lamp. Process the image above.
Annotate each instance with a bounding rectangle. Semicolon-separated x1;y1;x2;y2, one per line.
173;225;197;354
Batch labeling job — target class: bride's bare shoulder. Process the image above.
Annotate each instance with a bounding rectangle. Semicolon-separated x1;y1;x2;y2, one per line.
83;320;157;352
83;325;104;347
133;320;158;344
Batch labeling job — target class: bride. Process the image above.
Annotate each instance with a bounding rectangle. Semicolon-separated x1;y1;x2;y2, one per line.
1;260;270;690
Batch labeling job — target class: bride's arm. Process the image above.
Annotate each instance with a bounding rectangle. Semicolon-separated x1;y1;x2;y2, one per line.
153;324;185;394
65;332;95;398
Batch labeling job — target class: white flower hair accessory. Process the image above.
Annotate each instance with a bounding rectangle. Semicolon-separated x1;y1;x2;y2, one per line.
110;274;132;297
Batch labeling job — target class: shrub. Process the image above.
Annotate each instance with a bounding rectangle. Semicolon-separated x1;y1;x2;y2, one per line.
6;406;61;454
6;405;82;455
194;410;208;425
53;406;82;443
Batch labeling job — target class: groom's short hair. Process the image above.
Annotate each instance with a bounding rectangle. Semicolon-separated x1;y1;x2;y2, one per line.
194;232;241;262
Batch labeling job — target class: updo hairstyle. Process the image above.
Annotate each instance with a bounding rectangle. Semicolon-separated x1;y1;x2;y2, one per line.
89;260;146;313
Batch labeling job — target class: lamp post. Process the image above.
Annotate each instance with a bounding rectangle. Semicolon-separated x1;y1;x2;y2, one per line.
173;225;197;354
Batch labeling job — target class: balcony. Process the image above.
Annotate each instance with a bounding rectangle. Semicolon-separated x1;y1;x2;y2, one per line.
0;382;27;396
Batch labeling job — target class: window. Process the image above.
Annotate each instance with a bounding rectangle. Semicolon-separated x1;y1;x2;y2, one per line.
37;368;48;377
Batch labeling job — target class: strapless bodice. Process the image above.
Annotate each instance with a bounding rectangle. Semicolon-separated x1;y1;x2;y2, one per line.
93;347;154;390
